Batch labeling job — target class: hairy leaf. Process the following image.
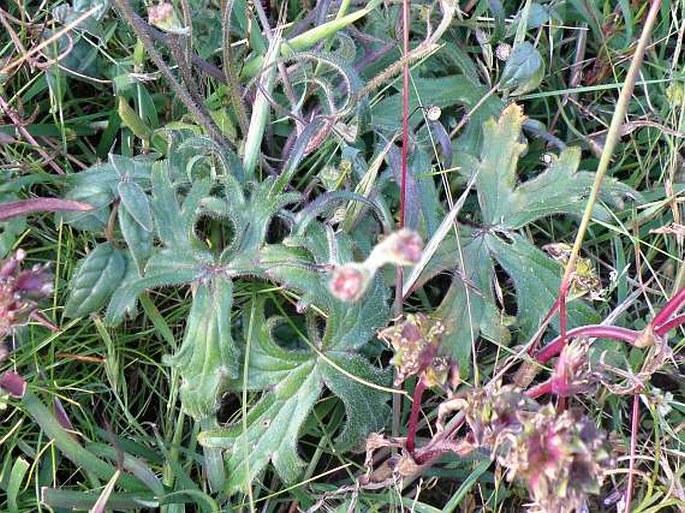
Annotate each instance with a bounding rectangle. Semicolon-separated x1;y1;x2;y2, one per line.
65;243;126;318
164;278;240;420
485;233;599;338
118;208;152;274
428;104;636;366
321;353;391;450
105;249;208;324
118;180;153;232
198;224;392;491
499;42;545;96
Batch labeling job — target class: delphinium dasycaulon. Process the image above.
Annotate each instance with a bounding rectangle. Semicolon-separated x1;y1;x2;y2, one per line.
0;130;426;496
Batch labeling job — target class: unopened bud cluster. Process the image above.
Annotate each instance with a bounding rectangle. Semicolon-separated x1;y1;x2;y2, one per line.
329;229;422;302
0;250;53;361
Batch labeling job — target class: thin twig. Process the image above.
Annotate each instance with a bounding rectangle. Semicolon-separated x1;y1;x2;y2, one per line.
0;94;64;174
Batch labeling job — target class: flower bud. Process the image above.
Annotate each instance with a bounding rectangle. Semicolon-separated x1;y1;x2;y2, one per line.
368;229;423;269
328;264;371;303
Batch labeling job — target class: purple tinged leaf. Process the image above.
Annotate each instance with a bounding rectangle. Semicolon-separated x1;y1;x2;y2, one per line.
52;396;76;432
387;142;420;230
0;199;93;222
427;119;453;170
0;371;26;397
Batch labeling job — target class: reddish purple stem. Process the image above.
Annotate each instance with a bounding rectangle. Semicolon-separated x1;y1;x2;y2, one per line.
0;198;93;222
406;377;426;455
655;313;685;337
534;325;640;364
525;380;553;399
651;287;685;329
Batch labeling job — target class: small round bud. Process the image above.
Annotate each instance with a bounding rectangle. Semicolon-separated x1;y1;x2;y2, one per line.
369;229;423;269
426;106;442;121
328;264;370;303
495;43;512;61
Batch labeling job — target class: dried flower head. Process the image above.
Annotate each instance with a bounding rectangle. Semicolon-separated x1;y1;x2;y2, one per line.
543;243;603;301
0;250;53;361
378;313;451;386
496;405;613;513
550;339;596;397
328;264;370;302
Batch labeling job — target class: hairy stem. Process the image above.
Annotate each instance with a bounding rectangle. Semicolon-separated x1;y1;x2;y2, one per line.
112;0;234;152
221;0;249;134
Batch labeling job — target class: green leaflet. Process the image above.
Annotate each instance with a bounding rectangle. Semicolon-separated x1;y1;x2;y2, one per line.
426;104;637;367
433;233;508;372
485;233;599;338
321;353;392;450
58;182;113;231
199;295;391;492
474;108;639;229
372;75;501;132
499;42;545;96
201;363;321;489
65;242;126;318
118;180;153;232
476;106;640;227
105;249;207;324
164;278;240;420
118;207;152;273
